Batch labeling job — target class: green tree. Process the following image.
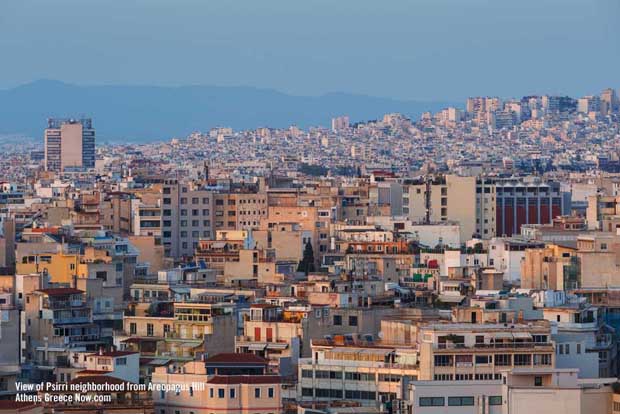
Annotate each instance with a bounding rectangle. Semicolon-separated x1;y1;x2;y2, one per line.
297;241;316;275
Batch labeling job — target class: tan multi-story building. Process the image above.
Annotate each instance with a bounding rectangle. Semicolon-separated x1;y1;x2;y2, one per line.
120;302;236;360
402;175;477;241
521;244;579;290
298;340;419;406
417;322;555;381
23;288;104;381
44;118;95;172
152;360;282;414
576;233;620;288
161;179;215;258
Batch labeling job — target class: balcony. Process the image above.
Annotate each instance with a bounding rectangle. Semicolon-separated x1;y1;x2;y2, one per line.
434;341;554;352
47;300;87;309
54;316;90;324
235;336;290;351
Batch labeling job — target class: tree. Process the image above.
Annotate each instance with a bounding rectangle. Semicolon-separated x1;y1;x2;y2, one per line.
297;241;316;275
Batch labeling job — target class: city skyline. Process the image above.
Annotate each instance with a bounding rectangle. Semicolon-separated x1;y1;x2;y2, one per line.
3;2;620;414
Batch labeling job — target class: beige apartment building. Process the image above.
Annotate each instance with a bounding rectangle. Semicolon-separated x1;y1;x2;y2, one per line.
402;175;477;241
409;368;615;414
417;322;555;381
152;361;283;414
120;302;236;360
521;244;579;290
576;233;620;288
44;118;95;172
161;179;215;258
298;340;418;406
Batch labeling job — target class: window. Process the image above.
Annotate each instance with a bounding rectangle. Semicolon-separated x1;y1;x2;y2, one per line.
577;343;581;354
489;396;502;405
475;355;491;364
302;370;313;378
345;390;375;400
348;316;358;326
316;370;342;379
514;354;531;366
268;388;274;398
448;396;474;406
419;397;445;407
230;388;235;399
345;372;374;381
254;388;261;398
147;323;154;336
316;389;342;398
218;388;225;398
333;315;342;325
209;388;214;398
302;388;313;397
116;357;127;366
189;387;193;396
434;355;453;367
533;335;547;343
130;323;137;335
534;376;543;386
378;374;400;382
494;354;511;366
534;354;552;366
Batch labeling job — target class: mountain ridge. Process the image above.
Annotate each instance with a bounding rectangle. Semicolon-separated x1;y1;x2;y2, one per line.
0;80;458;143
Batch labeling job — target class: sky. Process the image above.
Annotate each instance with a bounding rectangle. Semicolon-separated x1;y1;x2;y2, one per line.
0;0;618;101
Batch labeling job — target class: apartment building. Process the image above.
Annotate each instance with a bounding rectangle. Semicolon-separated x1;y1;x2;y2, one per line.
402;175;477;241
521;244;580;290
120;302;235;360
152;360;282;414
161;179;215;258
417;322;555;381
0;289;20;398
44;118;95;172
298;339;418;406
23;288;103;381
542;303;617;378
82;349;140;383
409;368;614;414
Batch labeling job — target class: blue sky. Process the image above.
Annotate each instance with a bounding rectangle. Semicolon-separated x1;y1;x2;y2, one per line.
0;0;618;100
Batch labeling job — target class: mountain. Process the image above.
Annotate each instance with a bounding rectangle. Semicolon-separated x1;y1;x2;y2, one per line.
0;80;457;143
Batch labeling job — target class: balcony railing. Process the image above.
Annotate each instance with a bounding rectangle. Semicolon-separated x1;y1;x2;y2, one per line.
435;341;553;351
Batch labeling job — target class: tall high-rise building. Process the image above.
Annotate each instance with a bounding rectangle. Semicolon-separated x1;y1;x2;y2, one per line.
601;88;619;115
577;96;601;114
44;118;95;172
331;115;350;132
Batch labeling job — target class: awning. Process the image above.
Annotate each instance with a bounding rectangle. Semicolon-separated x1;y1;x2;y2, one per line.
266;343;288;350
248;343;267;351
512;332;532;339
493;332;514;339
438;294;465;303
359;348;392;356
